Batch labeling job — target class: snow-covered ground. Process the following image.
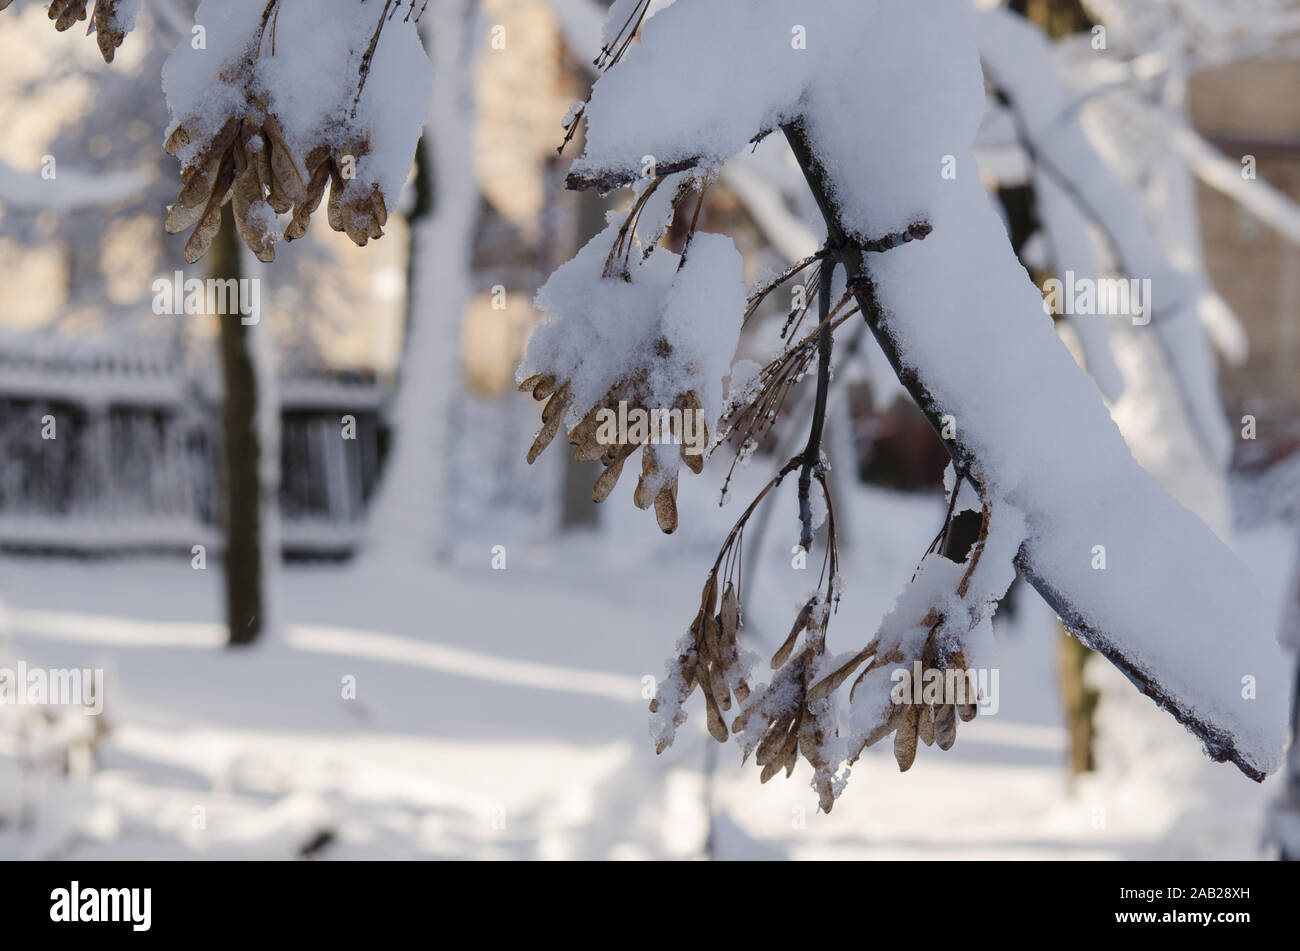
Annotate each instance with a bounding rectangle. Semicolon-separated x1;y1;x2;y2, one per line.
0;483;1292;860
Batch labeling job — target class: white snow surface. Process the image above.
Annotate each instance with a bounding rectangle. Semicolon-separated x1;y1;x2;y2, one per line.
0;496;1291;859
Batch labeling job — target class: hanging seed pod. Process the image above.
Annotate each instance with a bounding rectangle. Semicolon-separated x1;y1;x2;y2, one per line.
47;0;87;32
653;483;678;533
894;705;920;772
231;167;276;263
708;659;729;712
699;572;718;617
755;715;793;770
720;583;740;643
702;683;728;743
808;641;878;701
261;115;306;204
632;450;661;510
935;702;958;750
678;390;706;474
183;151;237;264
526;382;570;463
286;149;332;241
700;610;723;668
517;373;555;401
568;402;608;460
92;0;129;63
591;456;627;503
778;728;801;780
772;598;814;669
917;703;935;747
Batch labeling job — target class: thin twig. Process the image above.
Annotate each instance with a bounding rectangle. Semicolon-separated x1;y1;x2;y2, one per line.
352;0;397;118
797;256;834;552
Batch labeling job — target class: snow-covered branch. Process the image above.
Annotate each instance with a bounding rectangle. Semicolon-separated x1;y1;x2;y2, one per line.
0;159;147;211
538;0;1288;807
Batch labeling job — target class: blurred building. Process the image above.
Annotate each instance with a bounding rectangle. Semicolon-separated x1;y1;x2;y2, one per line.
1191;59;1300;454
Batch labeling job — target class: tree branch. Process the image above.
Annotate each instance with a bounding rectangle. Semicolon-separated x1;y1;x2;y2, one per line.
796;255;834;552
566;157;703;193
780;120;1266;783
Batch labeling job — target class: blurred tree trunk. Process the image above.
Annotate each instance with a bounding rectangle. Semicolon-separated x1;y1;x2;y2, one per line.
1277;531;1300;859
1058;622;1098;776
559;158;608;530
213;204;263;645
365;0;479;562
1010;0;1092;35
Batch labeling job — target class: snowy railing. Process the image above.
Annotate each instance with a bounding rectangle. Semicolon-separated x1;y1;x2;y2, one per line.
0;339;387;557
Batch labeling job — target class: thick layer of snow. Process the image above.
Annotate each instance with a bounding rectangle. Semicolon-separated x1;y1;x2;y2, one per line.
572;0;981;239
522;221;746;444
871;174;1286;774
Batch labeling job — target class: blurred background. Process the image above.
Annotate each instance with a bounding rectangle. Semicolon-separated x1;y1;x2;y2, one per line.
0;0;1298;859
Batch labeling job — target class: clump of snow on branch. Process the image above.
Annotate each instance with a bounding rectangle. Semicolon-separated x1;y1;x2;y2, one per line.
524;221;744;431
160;0;432;260
517;185;747;532
573;0;979;239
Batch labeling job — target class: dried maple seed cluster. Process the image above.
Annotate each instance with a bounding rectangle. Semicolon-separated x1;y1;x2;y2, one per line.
731;599;840;810
3;0;402;262
809;605;981;775
165;112;307;264
517;370;707;534
290;143;389;249
0;0;130;64
650;572;750;747
883;618;979;772
166;111;388;264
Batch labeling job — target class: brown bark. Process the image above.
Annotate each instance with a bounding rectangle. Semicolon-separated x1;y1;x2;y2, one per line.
1058;621;1099;776
213;204;263;645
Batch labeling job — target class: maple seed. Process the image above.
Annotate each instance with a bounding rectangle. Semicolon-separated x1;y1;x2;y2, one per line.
519;370;707;534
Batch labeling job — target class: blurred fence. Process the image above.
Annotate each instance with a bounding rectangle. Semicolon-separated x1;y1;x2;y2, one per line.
0;336;387;558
